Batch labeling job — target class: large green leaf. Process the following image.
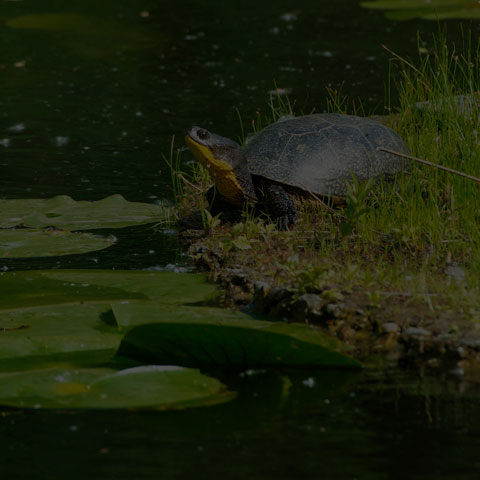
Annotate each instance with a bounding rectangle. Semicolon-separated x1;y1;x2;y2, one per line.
115;308;361;368
0;366;234;409
0;228;115;258
362;0;468;10
0;303;122;367
0;195;172;230
0;270;216;371
0;269;359;372
0;270;215;310
0;270;217;370
0;271;144;310
361;0;480;20
111;302;257;328
39;270;217;305
6;14;160;58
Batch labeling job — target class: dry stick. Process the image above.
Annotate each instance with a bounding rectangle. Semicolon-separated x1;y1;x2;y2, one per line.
177;173;207;192
377;146;480;184
299;184;340;215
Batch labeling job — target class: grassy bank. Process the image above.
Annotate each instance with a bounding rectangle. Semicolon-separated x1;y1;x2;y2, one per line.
168;30;480;350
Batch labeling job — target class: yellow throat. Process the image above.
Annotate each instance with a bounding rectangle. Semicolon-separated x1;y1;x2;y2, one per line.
185;135;247;207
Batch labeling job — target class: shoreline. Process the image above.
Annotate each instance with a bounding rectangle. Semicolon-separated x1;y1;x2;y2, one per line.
184;227;480;382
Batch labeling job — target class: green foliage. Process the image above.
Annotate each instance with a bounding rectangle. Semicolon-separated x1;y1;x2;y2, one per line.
162;136;213;221
0;366;232;409
251;93;295;135
339;176;376;237
380;28;480;262
162;135;185;204
117;321;360;369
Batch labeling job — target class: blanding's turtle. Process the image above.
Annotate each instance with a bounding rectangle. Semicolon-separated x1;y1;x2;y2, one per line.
185;113;409;228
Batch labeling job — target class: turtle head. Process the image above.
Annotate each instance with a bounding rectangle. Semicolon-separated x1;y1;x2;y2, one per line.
185;126;257;207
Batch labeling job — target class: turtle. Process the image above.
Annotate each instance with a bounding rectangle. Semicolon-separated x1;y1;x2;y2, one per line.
185;113;409;228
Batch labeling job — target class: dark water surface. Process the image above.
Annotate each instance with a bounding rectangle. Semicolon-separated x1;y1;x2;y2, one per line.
1;1;480;478
2;369;480;479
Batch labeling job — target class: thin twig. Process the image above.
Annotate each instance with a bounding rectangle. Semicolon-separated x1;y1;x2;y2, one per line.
177;173;206;192
299;184;342;215
2;324;29;333
378;147;480;184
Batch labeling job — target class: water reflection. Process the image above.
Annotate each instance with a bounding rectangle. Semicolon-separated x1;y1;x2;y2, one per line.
1;370;480;479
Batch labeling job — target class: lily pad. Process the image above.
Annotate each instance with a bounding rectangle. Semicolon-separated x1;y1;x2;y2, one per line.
0;195;172;230
0;270;218;370
111;302;257;329
0;270;145;310
0;365;234;409
38;269;217;305
0;228;115;258
361;0;480;20
0;303;123;370
0;269;359;372
6;14;158;58
115;311;361;368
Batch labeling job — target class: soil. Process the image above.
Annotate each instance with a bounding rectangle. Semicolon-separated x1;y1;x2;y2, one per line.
182;226;480;382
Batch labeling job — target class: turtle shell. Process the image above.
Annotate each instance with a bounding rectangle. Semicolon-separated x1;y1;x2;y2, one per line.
244;114;409;197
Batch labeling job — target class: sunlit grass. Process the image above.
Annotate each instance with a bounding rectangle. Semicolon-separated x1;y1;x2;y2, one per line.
165;28;480;317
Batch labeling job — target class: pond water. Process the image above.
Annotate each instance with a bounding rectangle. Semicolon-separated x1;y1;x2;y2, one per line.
1;1;480;478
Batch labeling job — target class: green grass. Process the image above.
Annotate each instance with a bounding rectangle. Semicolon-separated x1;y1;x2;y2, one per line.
167;28;480;319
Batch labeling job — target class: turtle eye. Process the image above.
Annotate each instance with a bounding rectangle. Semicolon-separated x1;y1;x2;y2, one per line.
197;129;210;140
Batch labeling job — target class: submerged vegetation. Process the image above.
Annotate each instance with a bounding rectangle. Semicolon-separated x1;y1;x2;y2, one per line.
169;31;480;372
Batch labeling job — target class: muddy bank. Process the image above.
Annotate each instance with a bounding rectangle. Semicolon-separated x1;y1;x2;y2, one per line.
185;231;480;381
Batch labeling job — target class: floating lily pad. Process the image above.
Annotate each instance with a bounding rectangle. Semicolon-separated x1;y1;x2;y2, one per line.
0;270;145;310
0;270;218;370
0;228;115;258
38;269;217;305
111;302;259;328
361;0;480;20
0;303;123;370
0;269;359;373
0;195;172;230
6;14;158;58
116;312;361;369
0;365;234;409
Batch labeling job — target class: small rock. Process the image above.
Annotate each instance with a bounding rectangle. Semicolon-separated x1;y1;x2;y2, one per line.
382;322;399;334
290;294;324;323
253;284;293;316
457;346;466;358
402;327;431;338
225;268;249;287
324;303;345;319
450;366;465;377
254;281;271;295
459;338;480;350
298;293;323;312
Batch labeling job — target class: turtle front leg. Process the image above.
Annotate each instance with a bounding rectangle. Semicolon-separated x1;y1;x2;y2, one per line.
263;183;297;229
